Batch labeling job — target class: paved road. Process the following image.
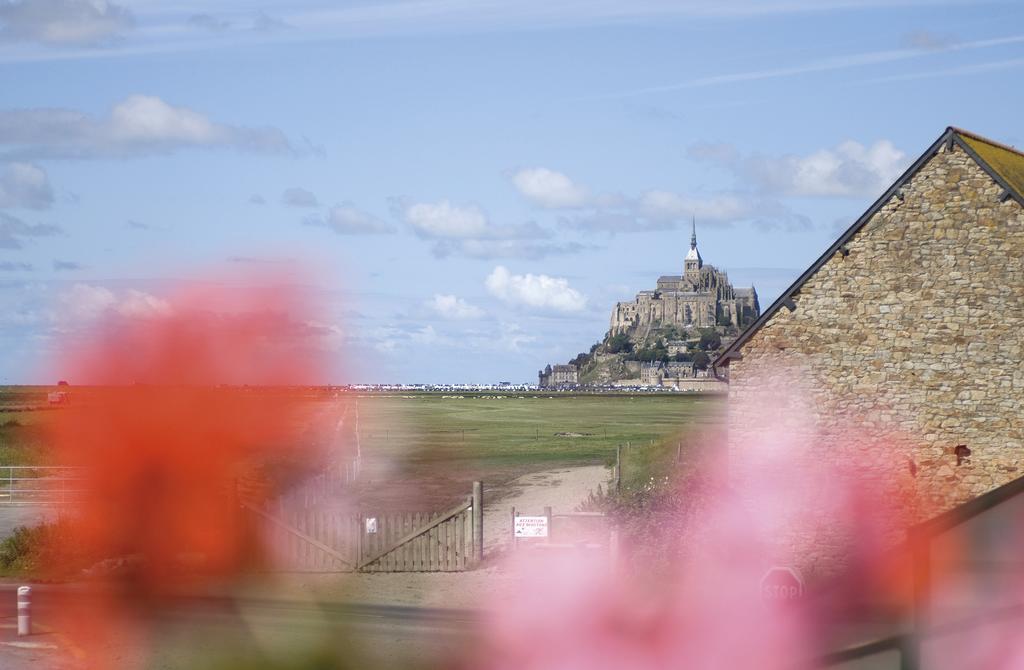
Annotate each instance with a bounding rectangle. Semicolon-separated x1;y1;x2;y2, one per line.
0;585;483;669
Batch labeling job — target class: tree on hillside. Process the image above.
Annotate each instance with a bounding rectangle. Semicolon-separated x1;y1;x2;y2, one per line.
660;325;680;341
569;351;591;368
606;333;633;354
634;338;670;363
692;350;710;370
698;328;721;351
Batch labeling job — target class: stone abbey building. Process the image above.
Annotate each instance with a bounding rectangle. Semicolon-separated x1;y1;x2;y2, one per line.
609;222;759;338
714;127;1024;577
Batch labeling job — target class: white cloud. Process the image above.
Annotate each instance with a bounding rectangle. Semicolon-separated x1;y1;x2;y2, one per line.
491;321;535;352
410;324;443;345
512;167;589;208
689;139;909;197
485;266;587;313
52;259;84;271
558;189;797;233
107;94;245;144
58;283;170;323
506;163;803;233
428;294;484;320
187;13;230;33
117;289;171;318
637;190;756;223
404;200;490;238
763;140;907;197
301;319;346;352
0;95;295;159
58;283;115;322
398;198;570;257
0;162;52;209
0;0;133;46
544;138;907;236
432;238;585;260
366;323;454;354
306;204;395;235
0;211;60;248
282;187;318;208
126;219;160;231
252;11;290;32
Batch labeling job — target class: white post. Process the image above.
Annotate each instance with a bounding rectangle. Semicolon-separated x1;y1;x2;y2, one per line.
510;506;517;552
16;586;30;636
608;529;620;572
472;481;483;565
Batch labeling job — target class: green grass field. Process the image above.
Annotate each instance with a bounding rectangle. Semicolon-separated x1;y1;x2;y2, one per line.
0;386;60;467
0;387;726;507
355;393;725;506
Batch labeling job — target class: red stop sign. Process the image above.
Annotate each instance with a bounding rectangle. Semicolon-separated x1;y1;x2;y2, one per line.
760;566;804;603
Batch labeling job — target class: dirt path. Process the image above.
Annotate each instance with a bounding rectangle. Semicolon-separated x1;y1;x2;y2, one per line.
1;465;613;669
267;463;611;609
481;465;608;552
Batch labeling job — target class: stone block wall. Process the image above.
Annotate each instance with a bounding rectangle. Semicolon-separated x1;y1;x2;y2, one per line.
726;143;1024;576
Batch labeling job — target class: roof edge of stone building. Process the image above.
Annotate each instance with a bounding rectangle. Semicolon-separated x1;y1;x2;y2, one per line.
951;126;1024;203
913;470;1024;538
713;126;1024;374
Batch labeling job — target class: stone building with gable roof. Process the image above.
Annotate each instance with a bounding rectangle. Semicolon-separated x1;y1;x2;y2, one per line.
713;127;1024;573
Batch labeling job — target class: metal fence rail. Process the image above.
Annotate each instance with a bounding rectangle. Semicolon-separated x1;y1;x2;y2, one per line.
0;466;87;505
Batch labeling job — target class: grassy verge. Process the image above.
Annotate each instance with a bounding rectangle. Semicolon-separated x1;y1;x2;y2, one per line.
355;393;725;508
0;410;54;467
0;518;88;578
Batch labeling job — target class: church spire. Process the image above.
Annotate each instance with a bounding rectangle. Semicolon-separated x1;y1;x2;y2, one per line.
684;216;702;277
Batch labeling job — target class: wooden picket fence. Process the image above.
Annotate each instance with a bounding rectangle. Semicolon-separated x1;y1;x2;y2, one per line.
243;482;483;573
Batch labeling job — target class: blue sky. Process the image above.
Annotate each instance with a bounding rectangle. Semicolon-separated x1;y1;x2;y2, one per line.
0;0;1021;383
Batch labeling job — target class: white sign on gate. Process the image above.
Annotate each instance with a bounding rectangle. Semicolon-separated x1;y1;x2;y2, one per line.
365;517;378;534
514;515;548;538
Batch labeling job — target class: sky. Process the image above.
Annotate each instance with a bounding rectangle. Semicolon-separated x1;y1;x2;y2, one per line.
0;0;1021;384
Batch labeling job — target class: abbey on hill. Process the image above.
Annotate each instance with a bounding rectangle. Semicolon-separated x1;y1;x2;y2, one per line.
610;220;759;337
539;223;760;388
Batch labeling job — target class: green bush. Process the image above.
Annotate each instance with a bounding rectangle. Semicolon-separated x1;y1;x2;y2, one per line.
633;338;670;363
0;518;94;577
1;522;60;573
605;333;633;354
569;351;592;368
692;351;710;370
698;328;721;351
0;526;35;570
580;472;716;577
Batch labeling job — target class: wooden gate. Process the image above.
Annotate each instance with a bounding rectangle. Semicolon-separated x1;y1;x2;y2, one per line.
357;498;473;572
244;481;483;573
246;503;359;571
